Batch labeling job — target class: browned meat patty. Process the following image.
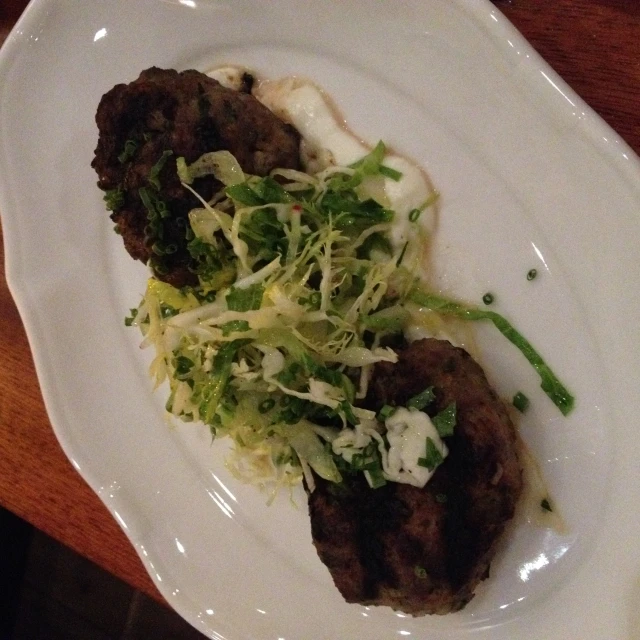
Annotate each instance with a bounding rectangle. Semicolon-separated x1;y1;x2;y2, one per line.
92;67;300;286
308;338;523;615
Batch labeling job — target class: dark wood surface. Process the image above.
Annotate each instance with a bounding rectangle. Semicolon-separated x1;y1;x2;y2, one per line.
1;0;639;607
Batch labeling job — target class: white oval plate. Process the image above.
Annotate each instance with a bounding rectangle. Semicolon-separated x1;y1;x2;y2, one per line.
2;1;640;639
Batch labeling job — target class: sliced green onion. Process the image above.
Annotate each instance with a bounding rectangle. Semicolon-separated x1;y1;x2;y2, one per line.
104;188;124;212
396;241;409;267
118;139;138;164
512;391;530;413
361;305;410;332
148;150;173;190
417;437;444;471
377;405;396;421
409;288;575;415
482;292;494;305
379;165;403;181
201;339;249;424
408;208;421;222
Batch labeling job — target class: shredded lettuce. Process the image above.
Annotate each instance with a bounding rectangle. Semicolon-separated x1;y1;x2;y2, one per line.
128;141;573;497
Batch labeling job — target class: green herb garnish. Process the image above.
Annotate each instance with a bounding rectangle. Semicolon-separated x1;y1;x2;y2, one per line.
513;391;530;413
221;320;250;336
406;386;435;411
432;402;456;437
409;289;574;415
226;283;265;312
148;150;173;189
104;188;124;212
118;139;138;164
377;405;396;421
417;437;444;471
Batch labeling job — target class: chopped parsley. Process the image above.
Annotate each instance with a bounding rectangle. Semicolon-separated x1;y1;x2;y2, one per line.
226;283;265;312
406;386;435;412
432;402;456;437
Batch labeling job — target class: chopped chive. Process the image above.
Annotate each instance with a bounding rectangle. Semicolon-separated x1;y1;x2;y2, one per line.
540;498;553;512
408;208;421;222
482;292;494;305
104;188;124;212
148;150;173;190
417;437;444;471
379;164;403;181
396;241;409;267
258;399;276;414
118;139;138;164
308;291;322;309
377;405;396;421
512;391;530;413
527;268;538;281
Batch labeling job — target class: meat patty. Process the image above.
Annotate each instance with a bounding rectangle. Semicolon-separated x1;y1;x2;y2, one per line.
92;67;300;286
308;338;523;615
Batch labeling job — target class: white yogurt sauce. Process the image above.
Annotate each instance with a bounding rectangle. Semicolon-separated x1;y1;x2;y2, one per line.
252;76;437;253
207;67;437;255
384;407;447;488
331;408;448;490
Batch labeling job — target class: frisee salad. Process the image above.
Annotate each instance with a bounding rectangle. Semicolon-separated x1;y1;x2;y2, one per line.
125;141;573;498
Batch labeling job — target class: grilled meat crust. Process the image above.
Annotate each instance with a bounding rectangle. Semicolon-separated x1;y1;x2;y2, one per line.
308;338;523;615
92;67;300;286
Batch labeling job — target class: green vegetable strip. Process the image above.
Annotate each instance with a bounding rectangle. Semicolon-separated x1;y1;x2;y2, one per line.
409;289;574;416
378;165;403;181
201;339;247;424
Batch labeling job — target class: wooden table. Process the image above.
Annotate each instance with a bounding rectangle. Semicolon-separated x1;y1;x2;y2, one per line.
1;0;639;609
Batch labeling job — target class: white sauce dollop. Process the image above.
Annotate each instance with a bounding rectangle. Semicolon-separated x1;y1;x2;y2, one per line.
252;76;436;253
384;408;448;488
